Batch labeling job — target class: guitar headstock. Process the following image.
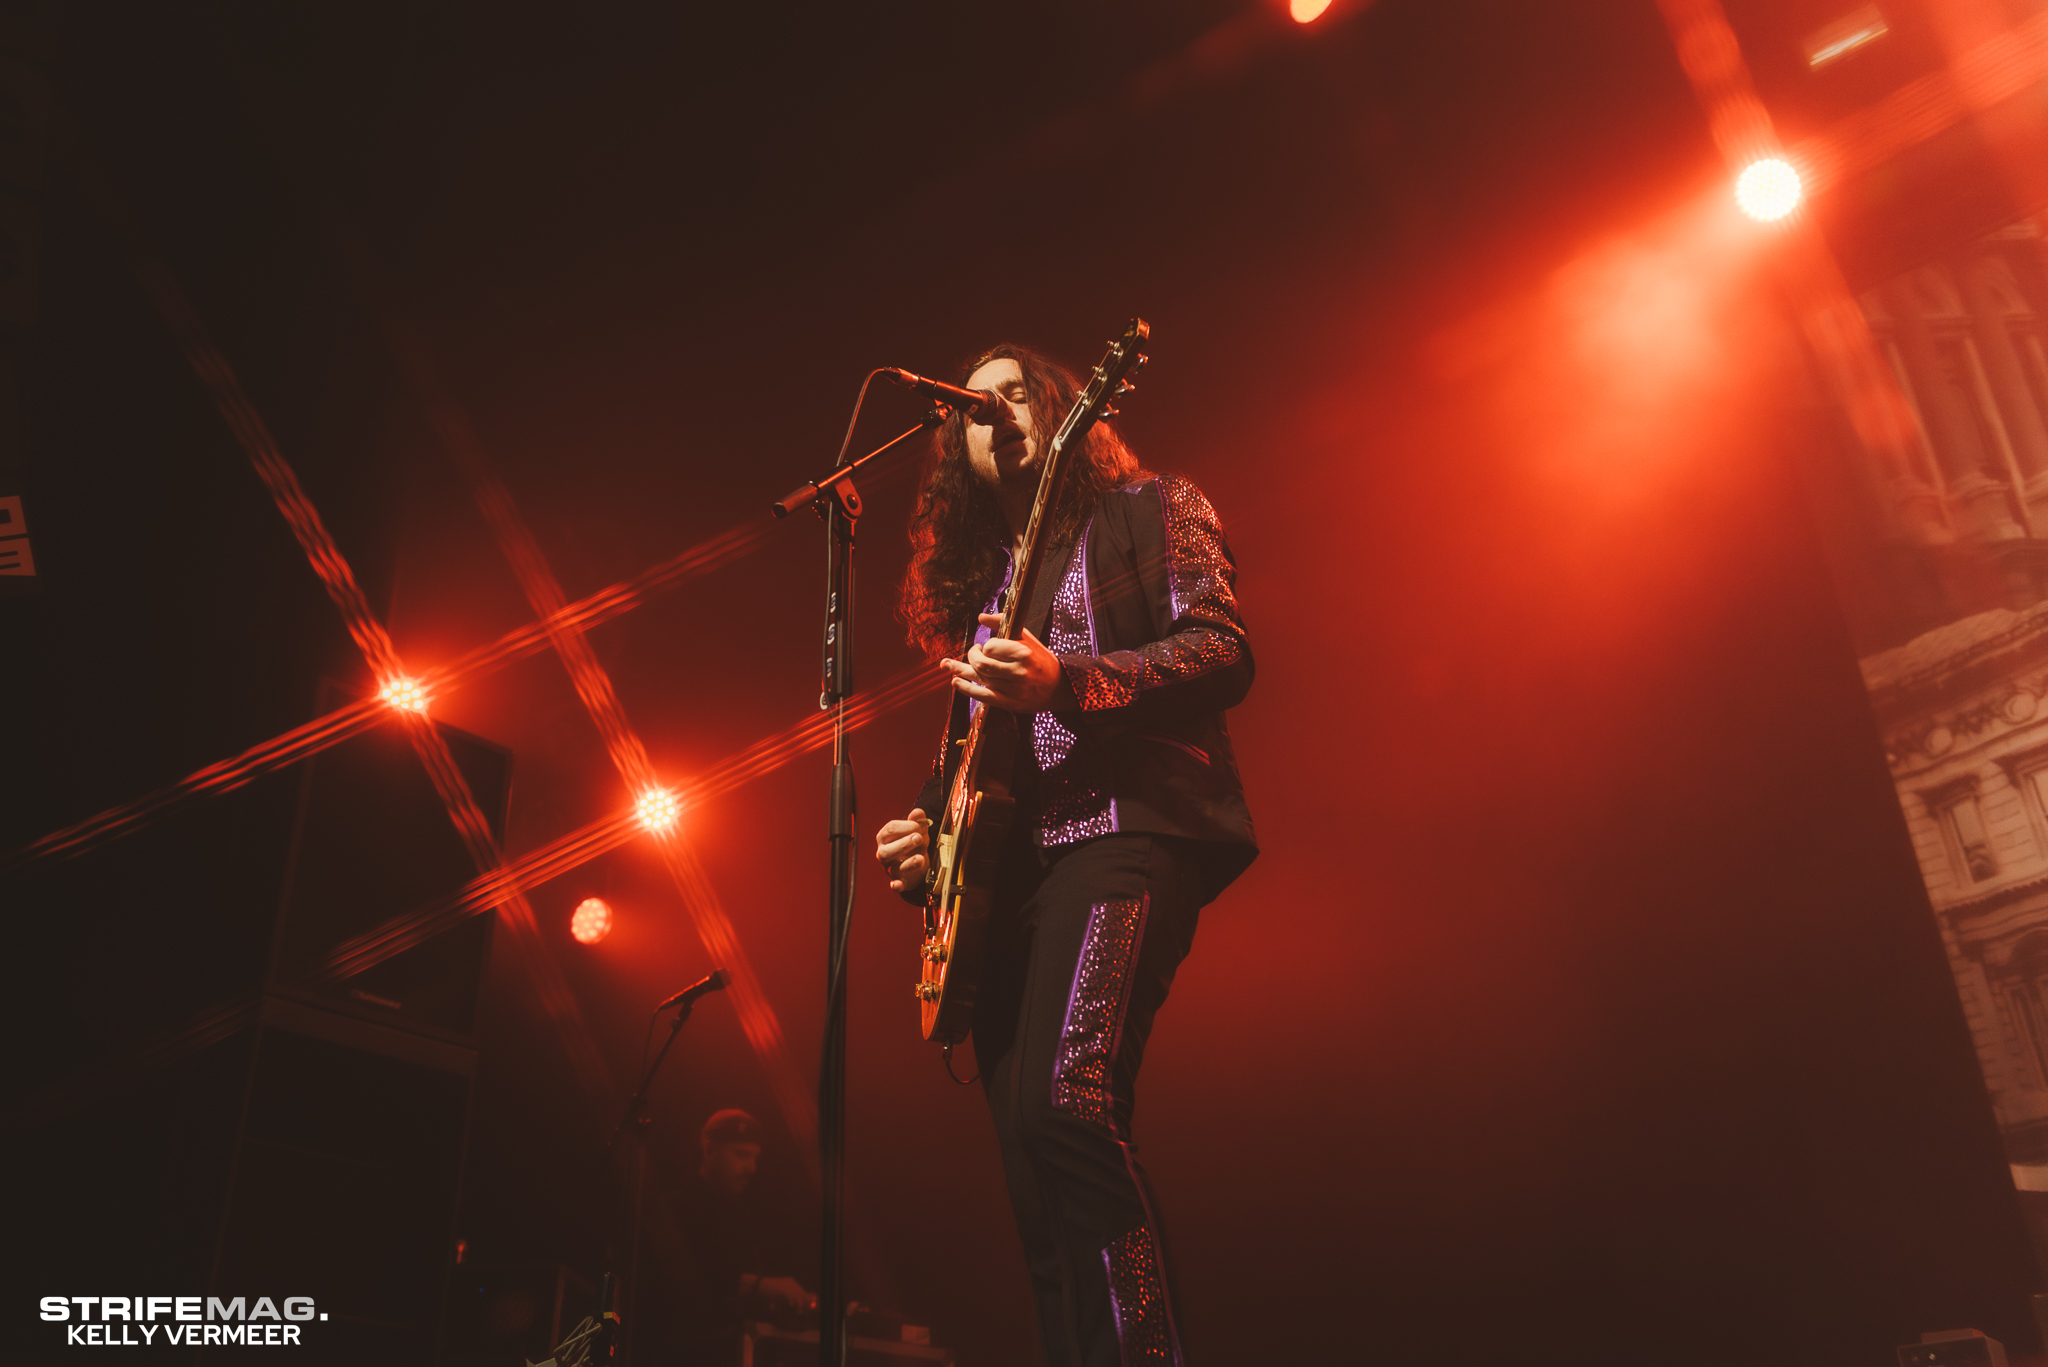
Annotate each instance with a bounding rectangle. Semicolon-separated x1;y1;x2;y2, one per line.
1048;318;1150;456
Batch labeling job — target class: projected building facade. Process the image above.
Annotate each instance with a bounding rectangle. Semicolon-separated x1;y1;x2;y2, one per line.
1845;219;2048;1201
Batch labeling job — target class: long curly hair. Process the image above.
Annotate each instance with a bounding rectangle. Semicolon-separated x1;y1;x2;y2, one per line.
899;342;1148;658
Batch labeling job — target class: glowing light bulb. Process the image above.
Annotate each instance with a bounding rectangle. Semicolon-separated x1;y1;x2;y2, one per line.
1290;0;1333;20
380;677;429;713
571;897;613;944
1734;158;1801;222
636;789;681;833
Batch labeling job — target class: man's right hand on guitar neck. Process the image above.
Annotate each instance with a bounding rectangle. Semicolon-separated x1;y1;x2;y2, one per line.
875;807;932;894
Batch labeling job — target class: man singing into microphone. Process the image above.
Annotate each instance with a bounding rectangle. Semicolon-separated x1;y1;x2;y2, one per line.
874;343;1256;1366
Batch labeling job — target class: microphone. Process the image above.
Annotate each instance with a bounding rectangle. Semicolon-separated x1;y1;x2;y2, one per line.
656;969;729;1013
879;368;1007;423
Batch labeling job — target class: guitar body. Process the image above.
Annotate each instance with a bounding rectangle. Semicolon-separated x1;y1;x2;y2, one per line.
919;709;1016;1044
917;320;1150;1044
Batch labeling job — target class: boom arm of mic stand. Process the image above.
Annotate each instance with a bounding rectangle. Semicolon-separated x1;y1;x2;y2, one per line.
608;1003;696;1153
770;408;947;520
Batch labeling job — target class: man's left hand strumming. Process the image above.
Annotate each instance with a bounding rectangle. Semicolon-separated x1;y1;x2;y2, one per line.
942;613;1061;712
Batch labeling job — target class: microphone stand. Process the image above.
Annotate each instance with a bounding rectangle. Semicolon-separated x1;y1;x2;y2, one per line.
773;406;945;1367
609;999;704;1367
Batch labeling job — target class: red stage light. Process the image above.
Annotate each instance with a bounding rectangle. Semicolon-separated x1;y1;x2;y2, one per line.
1290;0;1332;21
1802;5;1887;69
636;788;681;833
571;897;613;944
1734;158;1801;221
380;677;429;713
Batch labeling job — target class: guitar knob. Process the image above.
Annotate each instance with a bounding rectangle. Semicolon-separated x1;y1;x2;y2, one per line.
915;982;942;1002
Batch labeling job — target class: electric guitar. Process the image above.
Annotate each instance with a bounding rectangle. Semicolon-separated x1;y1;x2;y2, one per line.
917;318;1150;1044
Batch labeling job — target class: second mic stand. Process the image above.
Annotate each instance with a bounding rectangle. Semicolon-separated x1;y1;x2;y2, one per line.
610;1000;703;1367
773;405;945;1367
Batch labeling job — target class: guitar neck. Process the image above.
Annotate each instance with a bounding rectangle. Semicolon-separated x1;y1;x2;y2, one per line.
996;430;1083;640
987;321;1146;643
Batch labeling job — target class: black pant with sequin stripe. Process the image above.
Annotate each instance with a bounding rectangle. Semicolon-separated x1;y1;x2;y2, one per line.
974;832;1219;1367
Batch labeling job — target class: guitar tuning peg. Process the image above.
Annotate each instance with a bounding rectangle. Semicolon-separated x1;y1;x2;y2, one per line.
1116;379;1136;395
1134;354;1149;367
1100;405;1120;419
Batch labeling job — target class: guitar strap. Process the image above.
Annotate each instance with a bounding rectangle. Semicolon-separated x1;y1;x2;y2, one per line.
1014;529;1074;645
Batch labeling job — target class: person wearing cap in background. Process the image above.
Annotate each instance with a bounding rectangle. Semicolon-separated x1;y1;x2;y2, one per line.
647;1108;813;1365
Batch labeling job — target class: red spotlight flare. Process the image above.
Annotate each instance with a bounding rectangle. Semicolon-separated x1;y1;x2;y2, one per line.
1656;0;1932;535
322;662;942;1151
390;332;822;1148
570;897;613;944
1;375;937;876
82;182;618;1113
1;517;772;873
23;152;923;880
1290;0;1332;21
323;665;944;983
324;804;646;979
379;677;429;713
1734;157;1802;221
636;789;681;833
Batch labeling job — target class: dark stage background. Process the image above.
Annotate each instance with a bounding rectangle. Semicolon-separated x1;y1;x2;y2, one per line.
6;0;2043;1364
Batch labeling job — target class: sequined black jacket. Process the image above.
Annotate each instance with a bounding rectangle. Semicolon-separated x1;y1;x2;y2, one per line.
912;473;1258;884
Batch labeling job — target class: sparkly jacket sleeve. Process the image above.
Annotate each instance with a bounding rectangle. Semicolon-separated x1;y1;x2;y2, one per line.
1051;474;1253;729
900;473;1257;892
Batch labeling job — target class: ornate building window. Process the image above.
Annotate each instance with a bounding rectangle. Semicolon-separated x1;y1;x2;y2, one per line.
1934;334;2018;487
1997;742;2048;869
2002;934;2048;1093
1924;776;1999;883
2026;769;2048;855
1949;795;1998;880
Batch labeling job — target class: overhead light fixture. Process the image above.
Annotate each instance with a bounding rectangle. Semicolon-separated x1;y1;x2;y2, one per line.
1803;6;1888;69
1735;158;1803;222
571;897;614;944
636;789;681;833
379;677;429;713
